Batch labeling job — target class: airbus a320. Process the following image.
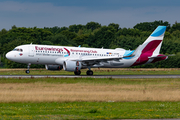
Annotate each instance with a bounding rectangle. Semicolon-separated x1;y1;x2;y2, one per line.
6;26;168;75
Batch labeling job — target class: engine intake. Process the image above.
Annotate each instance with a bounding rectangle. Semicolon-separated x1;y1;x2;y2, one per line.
63;60;81;71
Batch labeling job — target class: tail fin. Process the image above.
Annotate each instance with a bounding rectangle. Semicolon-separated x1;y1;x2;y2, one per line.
131;26;167;66
140;26;166;56
133;26;166;57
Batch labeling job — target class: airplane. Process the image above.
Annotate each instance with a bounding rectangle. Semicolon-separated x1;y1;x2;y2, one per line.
6;26;168;75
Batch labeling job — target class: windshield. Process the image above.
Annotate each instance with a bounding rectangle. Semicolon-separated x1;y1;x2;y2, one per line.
13;48;23;52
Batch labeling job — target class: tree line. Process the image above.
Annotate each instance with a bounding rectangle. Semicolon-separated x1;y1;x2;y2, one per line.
1;20;180;68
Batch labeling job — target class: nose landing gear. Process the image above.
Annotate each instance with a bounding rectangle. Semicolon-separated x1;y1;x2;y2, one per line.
25;63;31;74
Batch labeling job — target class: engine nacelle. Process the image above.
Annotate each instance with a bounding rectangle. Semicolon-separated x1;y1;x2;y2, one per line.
45;65;63;71
63;60;82;71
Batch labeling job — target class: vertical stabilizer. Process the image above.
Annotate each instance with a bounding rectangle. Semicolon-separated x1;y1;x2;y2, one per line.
131;26;167;66
141;26;166;56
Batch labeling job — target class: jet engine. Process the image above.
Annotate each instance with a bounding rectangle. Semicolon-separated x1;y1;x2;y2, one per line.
45;65;63;70
63;60;82;71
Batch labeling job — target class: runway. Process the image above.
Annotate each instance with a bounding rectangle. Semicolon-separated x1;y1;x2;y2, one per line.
1;75;180;78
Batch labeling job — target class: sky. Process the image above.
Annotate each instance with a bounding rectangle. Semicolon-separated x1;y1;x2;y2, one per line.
1;0;180;30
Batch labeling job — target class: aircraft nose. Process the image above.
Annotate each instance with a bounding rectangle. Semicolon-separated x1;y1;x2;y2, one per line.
6;52;13;60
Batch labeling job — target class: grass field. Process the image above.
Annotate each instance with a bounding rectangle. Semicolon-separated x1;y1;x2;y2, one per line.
0;68;180;119
0;68;180;75
0;102;180;119
0;77;180;102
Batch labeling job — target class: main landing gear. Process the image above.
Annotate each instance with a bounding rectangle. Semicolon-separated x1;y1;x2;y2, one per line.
74;70;93;75
74;68;93;76
86;70;93;75
74;70;81;75
25;63;31;74
86;66;93;75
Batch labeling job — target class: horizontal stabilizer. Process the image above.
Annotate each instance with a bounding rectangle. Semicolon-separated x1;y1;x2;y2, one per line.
148;55;167;59
148;54;174;59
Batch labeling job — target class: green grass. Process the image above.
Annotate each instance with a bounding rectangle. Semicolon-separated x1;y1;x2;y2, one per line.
0;71;180;119
0;102;180;119
0;77;179;85
0;68;180;75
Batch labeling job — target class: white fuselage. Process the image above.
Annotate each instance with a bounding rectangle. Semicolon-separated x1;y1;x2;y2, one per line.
6;44;137;68
5;26;168;75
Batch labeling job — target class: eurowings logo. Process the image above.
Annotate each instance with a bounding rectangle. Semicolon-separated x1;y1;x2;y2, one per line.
19;53;23;56
64;48;70;57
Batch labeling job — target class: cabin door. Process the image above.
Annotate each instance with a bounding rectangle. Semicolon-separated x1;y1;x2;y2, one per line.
28;46;34;57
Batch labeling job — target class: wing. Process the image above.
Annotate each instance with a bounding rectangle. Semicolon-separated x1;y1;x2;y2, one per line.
68;54;134;66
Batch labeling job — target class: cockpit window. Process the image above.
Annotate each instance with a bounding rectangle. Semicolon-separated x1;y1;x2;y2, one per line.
13;48;23;52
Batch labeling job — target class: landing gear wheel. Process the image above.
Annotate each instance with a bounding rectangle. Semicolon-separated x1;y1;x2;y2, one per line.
26;63;31;74
26;70;30;74
74;70;81;75
86;70;93;75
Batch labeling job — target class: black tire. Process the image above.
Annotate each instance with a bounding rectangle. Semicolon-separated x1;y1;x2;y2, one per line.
74;70;81;75
86;70;93;75
25;70;30;74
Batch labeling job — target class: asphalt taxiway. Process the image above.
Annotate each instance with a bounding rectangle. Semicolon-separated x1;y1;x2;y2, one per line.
1;75;180;78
